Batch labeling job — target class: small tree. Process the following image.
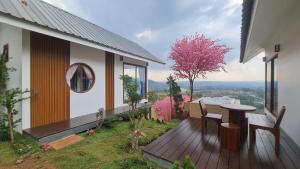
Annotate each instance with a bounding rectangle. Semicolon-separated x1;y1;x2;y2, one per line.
147;91;159;103
166;75;183;118
121;75;142;112
120;75;143;152
0;53;29;143
169;33;230;101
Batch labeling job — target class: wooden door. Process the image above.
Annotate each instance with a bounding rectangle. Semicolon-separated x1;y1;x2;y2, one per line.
30;32;70;127
105;52;115;110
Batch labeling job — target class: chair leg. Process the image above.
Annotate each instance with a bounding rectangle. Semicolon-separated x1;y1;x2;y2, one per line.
275;130;280;156
249;126;256;144
201;119;206;133
218;124;221;137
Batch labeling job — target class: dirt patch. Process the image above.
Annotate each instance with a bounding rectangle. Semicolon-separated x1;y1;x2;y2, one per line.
0;157;56;169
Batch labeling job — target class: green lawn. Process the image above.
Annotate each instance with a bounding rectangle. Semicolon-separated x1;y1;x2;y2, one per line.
0;119;180;169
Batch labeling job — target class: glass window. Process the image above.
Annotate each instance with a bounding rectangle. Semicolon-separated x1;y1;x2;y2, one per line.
266;61;272;111
273;58;278;115
66;63;95;93
265;56;278;116
2;44;8;62
123;63;147;102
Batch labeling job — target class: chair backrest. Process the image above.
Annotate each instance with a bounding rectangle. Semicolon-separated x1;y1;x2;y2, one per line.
198;100;208;116
274;106;286;129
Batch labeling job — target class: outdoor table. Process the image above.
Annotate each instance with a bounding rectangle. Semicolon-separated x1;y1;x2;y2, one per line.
220;104;256;142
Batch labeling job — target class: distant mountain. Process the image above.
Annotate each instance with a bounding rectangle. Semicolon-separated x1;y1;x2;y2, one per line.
148;80;264;92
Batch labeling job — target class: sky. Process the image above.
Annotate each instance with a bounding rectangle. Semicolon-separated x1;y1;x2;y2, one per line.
43;0;265;82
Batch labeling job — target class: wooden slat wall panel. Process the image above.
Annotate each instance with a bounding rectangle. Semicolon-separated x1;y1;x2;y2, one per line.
30;32;70;128
105;52;115;110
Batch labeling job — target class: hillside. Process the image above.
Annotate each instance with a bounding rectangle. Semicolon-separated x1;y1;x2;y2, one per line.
149;80;264;92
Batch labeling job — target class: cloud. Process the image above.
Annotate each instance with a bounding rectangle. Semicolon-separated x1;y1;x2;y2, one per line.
41;0;263;82
135;29;153;40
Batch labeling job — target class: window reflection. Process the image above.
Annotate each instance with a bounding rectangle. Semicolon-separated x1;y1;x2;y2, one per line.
123;63;147;102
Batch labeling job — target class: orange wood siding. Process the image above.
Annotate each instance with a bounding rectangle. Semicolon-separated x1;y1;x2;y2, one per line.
105;52;115;110
30;32;70;128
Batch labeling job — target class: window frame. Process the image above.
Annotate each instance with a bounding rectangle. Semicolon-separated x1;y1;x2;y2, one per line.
123;62;147;103
2;44;9;62
66;63;96;93
265;55;278;116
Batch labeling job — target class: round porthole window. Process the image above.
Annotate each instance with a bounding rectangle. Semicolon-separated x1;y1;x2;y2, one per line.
66;63;95;93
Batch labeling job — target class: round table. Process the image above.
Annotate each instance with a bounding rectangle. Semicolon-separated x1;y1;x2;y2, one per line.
220;104;256;142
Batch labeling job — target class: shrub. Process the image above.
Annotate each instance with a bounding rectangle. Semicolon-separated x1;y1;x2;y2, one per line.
119;156;158;169
86;129;96;136
167;75;183;118
0;118;9;141
172;161;180;169
42;143;52;152
183;156;196;169
11;133;40;155
117;107;151;121
102;117;118;128
172;156;196;169
117;111;131;121
148;91;160;103
139;107;151;120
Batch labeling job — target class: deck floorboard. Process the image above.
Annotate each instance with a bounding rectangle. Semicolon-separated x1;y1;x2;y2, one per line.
143;114;300;169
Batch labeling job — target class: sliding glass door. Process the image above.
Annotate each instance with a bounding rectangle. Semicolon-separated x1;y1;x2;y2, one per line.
123;63;147;103
265;56;278;116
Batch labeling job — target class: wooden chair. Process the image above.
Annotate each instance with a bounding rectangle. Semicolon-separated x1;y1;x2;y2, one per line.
199;100;223;136
249;106;286;156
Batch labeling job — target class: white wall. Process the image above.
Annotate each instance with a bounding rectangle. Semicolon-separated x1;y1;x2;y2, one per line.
0;23;23;131
264;4;300;147
21;30;30;130
70;43;106;118
70;45;148;118
0;23;149;129
114;54;124;107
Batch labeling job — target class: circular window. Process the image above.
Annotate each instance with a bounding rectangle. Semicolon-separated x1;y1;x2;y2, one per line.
66;63;95;93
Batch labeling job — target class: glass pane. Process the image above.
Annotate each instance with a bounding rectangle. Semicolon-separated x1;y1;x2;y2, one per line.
137;66;146;98
266;61;272;111
123;64;136;100
273;58;278;115
67;63;95;93
124;64;136;80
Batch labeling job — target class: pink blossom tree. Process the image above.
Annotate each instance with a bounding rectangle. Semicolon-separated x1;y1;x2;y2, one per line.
169;34;230;101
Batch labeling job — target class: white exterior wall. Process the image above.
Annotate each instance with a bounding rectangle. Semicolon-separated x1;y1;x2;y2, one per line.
21;30;30;130
0;23;148;129
263;5;300;147
70;43;106;118
114;54;125;107
0;23;23;131
69;43;147;118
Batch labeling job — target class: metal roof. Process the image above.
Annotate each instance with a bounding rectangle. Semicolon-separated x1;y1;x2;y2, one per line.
240;0;254;63
0;0;164;64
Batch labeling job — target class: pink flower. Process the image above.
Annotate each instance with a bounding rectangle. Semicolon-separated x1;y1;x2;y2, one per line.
86;129;96;136
42;144;52;152
154;97;174;122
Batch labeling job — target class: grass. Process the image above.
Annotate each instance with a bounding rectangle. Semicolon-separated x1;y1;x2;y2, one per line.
0;119;180;169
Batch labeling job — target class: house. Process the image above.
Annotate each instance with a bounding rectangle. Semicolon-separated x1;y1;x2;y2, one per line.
0;0;163;140
240;0;300;147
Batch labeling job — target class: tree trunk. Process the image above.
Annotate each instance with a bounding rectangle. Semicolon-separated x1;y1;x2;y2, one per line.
169;84;173;118
189;79;194;102
7;111;14;143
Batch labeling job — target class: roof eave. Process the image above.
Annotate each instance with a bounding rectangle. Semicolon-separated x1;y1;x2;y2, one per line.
240;0;255;63
0;12;164;64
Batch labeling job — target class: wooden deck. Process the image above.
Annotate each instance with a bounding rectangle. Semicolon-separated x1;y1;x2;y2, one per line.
23;104;151;143
143;113;300;169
